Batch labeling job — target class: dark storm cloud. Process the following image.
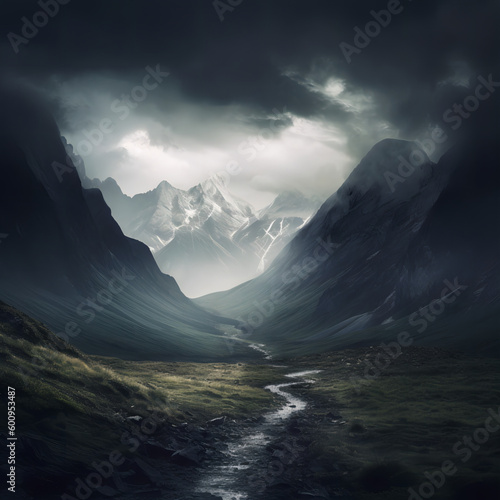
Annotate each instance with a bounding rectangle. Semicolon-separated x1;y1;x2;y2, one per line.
2;0;499;124
1;0;499;201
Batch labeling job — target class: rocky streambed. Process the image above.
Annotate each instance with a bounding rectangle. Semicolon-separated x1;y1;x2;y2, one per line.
57;347;337;500
105;365;330;500
192;370;322;500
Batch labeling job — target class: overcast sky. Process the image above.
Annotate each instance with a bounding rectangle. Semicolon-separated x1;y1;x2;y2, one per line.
1;0;499;207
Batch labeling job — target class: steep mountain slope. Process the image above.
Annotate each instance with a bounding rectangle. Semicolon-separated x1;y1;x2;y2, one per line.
0;87;240;360
197;138;500;355
69;147;322;296
259;190;323;220
232;190;323;274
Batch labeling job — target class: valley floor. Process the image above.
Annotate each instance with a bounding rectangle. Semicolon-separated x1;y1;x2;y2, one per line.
278;347;500;500
1;312;500;500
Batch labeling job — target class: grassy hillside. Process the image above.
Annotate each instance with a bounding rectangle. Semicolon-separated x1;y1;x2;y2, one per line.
0;301;282;498
2;301;499;499
289;347;500;500
245;303;500;358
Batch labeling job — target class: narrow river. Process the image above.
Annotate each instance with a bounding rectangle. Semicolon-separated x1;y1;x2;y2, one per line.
194;364;322;500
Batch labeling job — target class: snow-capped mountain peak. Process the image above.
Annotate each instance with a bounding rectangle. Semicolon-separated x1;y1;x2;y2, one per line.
76;159;322;296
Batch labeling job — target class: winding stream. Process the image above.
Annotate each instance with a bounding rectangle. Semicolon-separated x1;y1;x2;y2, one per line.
194;366;322;500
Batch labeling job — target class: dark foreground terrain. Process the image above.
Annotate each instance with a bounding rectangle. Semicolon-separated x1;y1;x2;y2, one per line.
1;303;499;500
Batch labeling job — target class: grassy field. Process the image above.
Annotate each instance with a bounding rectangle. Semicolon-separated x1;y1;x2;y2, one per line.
288;347;500;499
2;301;499;499
95;356;282;424
0;301;284;497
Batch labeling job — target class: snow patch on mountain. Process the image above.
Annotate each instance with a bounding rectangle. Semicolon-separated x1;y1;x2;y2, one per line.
64;141;323;296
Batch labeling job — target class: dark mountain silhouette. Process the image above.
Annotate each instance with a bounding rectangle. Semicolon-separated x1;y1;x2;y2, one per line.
198;137;500;356
0;87;238;360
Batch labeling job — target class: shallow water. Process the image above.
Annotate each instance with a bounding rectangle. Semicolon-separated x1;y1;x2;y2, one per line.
194;369;322;499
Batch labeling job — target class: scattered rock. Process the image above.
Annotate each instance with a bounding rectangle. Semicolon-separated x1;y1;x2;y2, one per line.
172;445;206;466
127;415;143;422
207;416;226;427
325;412;342;420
